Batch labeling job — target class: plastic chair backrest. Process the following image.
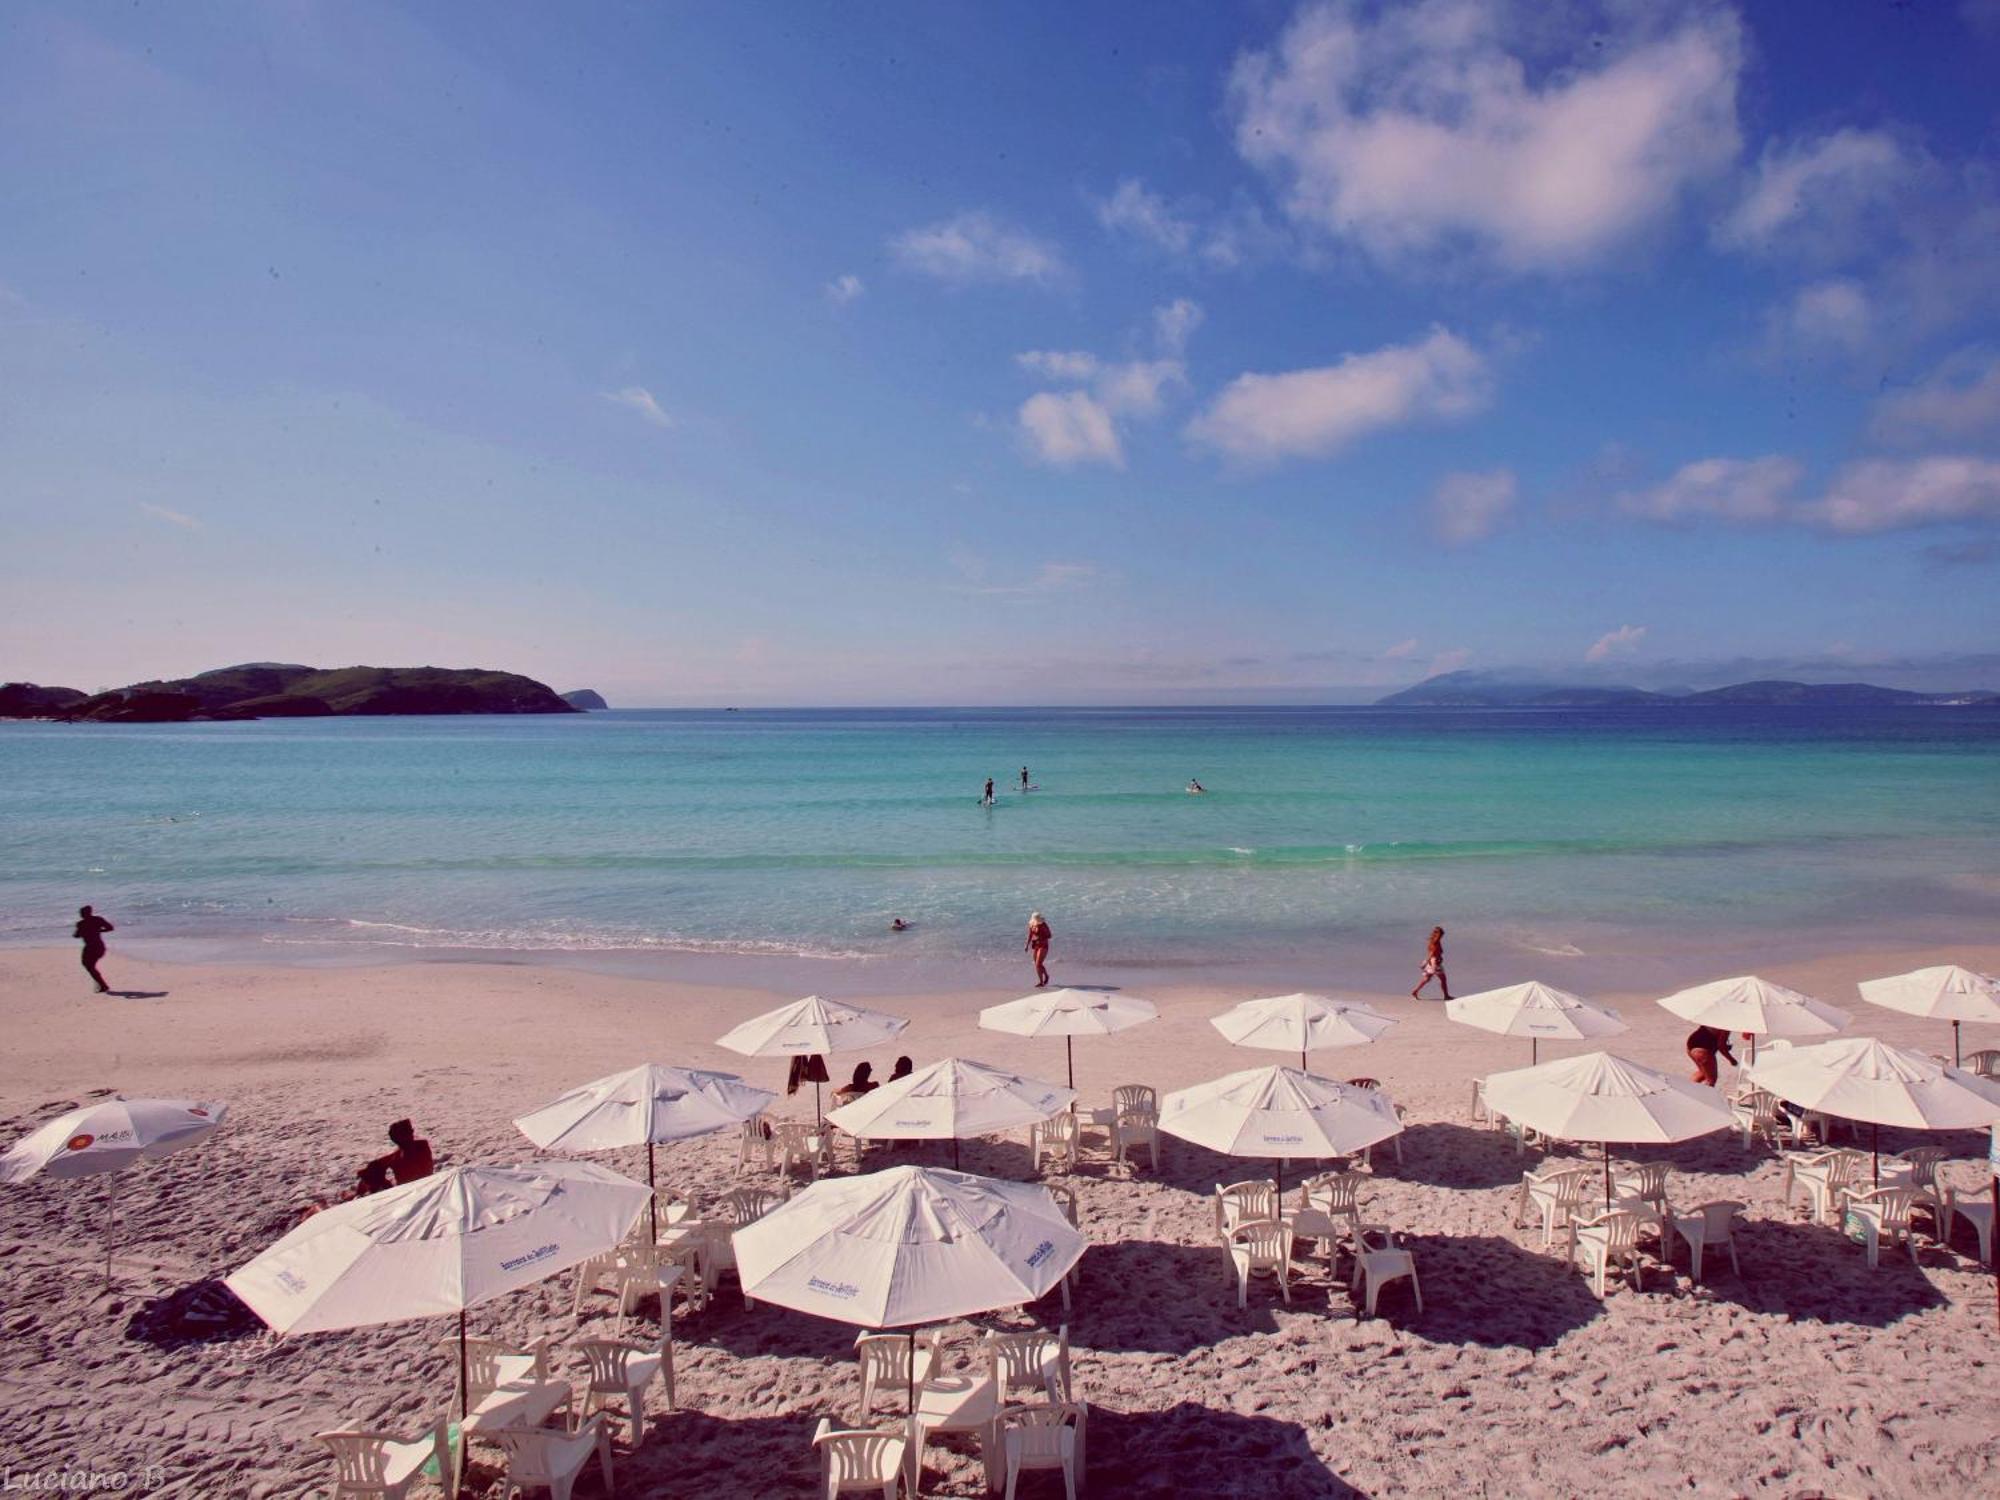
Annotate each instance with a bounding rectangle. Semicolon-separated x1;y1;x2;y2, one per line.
1112;1084;1157;1114
1002;1401;1082;1461
1964;1049;2000;1077
985;1327;1065;1398
319;1434;394;1488
1303;1171;1362;1216
1346;1077;1381;1091
721;1186;785;1224
1691;1199;1744;1238
1620;1162;1669;1197
1896;1148;1947;1187
1217;1180;1277;1225
1590;1210;1641;1253
576;1338;640;1392
1115;1108;1156;1135
1229;1218;1291;1261
815;1426;903;1484
1043;1112;1078;1143
1857;1186;1918;1224
461;1340;520;1401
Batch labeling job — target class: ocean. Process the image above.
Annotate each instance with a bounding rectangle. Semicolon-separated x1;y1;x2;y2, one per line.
4;705;1998;994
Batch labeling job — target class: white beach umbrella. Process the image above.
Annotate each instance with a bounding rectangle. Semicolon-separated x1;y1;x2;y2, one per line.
823;1058;1074;1169
1658;975;1849;1062
1481;1051;1735;1206
1210;993;1398;1070
514;1064;776;1239
1745;1035;2000;1182
1158;1065;1403;1194
734;1164;1086;1429
0;1098;227;1281
978;988;1159;1089
226;1161;650;1426
1444;981;1626;1065
715;995;911;1117
1857;965;2000;1067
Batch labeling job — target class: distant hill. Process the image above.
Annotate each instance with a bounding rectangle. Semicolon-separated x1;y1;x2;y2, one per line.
561;688;609;711
1377;671;1996;708
0;682;88;717
35;663;578;722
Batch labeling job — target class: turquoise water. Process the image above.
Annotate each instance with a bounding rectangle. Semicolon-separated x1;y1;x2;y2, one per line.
3;706;1997;987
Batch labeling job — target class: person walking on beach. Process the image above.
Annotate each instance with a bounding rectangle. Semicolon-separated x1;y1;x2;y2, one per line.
1025;911;1052;988
73;905;113;994
1686;1024;1737;1087
1411;925;1450;1000
982;777;995;806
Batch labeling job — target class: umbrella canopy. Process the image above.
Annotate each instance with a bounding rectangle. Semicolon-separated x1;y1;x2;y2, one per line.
515;1064;777;1241
1658;975;1849;1058
515;1064;775;1152
978;988;1159;1088
1445;982;1626;1064
1210;993;1397;1069
1857;965;2000;1066
824;1058;1073;1167
0;1098;227;1183
1158;1066;1403;1169
1482;1052;1734;1145
733;1163;1084;1330
716;995;911;1059
226;1161;652;1336
1744;1036;2000;1132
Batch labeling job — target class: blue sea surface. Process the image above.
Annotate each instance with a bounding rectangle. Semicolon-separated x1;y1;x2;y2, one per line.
3;706;1997;989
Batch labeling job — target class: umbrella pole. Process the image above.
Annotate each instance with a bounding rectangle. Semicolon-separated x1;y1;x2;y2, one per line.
1603;1143;1612;1210
1953;1020;1961;1070
815;1080;823;1125
1531;1037;1537;1067
1749;1033;1757;1065
1872;1122;1879;1188
1066;1037;1074;1092
648;1143;660;1245
456;1307;470;1500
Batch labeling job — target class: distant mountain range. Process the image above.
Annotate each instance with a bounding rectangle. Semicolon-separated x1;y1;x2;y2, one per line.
1376;671;1999;708
1;663;578;721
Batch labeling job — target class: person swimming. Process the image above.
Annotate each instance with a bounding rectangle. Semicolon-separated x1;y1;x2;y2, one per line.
890;916;909;932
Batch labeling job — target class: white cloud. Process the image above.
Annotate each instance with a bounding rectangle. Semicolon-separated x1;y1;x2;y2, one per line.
890;211;1066;285
1716;129;1908;253
1095;178;1195;255
1153;298;1204;356
1872;350;2000;443
1430;468;1517;546
1774;278;1873;353
1016;350;1100;382
1019;390;1123;467
139;502;199;529
1800;456;2000;535
1228;1;1742;271
1621;453;2000;534
1383;638;1419;659
1617;455;1802;525
604;386;673;429
1188;326;1489;463
825;273;865;305
1095;359;1184;419
1586;624;1648;663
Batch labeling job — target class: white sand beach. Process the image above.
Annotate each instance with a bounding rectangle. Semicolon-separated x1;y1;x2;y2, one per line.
2;944;1997;1498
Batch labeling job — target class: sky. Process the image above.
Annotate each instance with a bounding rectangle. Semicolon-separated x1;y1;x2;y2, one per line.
2;0;1998;706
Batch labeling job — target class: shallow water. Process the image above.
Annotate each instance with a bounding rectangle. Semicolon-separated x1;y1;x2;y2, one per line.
4;704;1997;987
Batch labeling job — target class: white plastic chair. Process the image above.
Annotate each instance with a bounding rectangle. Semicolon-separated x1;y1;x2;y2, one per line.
1348;1224;1421;1319
576;1335;669;1446
455;1337;554;1403
314;1420;451;1498
1468;1078;1489;1124
1111;1108;1158;1172
1666;1199;1744;1282
1943;1181;1994;1265
1111;1083;1157;1116
1783;1149;1865;1225
719;1184;790;1225
1610;1162;1670;1215
1569;1209;1644;1296
1224;1219;1294;1308
999;1401;1085;1500
1730;1087;1795;1149
855;1331;941;1418
1843;1185;1921;1269
811;1419;908;1499
1894;1147;1949;1232
1292;1171;1365;1272
1962;1048;2000;1078
1213;1180;1278;1240
696;1220;755;1308
776;1120;832;1179
983;1325;1071;1404
1515;1166;1594;1248
1032;1113;1079;1175
491;1416;614;1500
739;1118;777;1174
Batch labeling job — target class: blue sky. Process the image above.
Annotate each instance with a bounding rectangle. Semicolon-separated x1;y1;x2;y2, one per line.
2;0;1997;704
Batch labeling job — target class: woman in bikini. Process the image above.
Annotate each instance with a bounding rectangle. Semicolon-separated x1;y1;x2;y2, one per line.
1411;925;1451;1000
1025;911;1052;988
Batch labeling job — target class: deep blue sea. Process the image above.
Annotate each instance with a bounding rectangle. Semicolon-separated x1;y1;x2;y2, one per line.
3;705;1997;991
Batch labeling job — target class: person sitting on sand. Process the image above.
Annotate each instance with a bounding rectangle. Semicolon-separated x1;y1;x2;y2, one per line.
890;1055;913;1081
1686;1025;1737;1087
377;1118;433;1184
1411;926;1451;1000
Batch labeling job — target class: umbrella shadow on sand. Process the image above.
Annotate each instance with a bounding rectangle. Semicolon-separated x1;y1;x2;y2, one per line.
1396;1234;1604;1349
1390;1122;1538;1189
1087;1402;1369;1499
1064;1239;1352;1354
1696;1219;1948;1327
123;1277;263;1350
